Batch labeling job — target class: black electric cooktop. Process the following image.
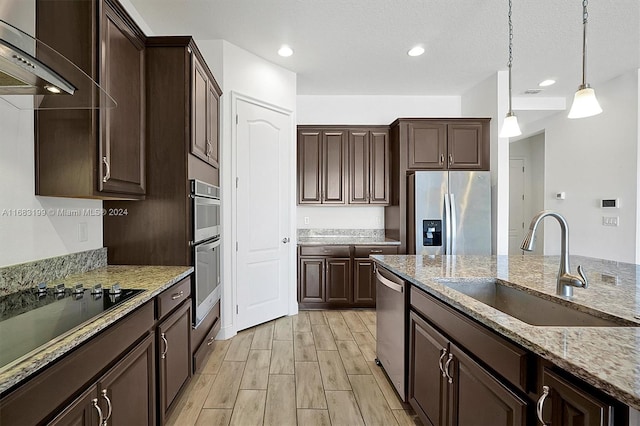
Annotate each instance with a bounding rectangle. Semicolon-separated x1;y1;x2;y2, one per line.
0;285;144;369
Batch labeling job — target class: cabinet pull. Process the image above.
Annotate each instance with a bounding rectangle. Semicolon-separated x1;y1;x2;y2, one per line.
206;141;212;157
448;154;453;166
92;398;104;426
444;353;454;384
207;336;215;346
102;156;111;183
438;349;447;377
536;386;550;425
160;333;168;359
171;291;184;300
101;389;112;425
370;249;383;254
440;154;444;164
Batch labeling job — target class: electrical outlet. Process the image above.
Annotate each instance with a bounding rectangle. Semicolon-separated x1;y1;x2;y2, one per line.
78;222;88;242
304;216;310;225
602;216;619;227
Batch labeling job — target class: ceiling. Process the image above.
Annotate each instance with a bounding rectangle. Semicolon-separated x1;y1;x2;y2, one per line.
130;0;639;100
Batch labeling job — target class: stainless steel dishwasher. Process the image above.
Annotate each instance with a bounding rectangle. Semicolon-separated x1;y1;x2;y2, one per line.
374;262;408;402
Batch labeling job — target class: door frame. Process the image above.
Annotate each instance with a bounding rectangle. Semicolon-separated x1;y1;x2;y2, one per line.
224;91;297;338
509;157;526;255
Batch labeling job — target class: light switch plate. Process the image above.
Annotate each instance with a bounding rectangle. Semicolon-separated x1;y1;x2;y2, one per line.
78;222;88;242
602;216;619;227
304;216;310;225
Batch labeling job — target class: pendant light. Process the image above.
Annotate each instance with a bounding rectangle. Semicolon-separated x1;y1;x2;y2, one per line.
568;0;602;119
499;0;522;138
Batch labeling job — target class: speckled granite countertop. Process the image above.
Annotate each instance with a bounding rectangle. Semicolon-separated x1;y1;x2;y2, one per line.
298;236;401;246
0;265;192;394
371;254;640;410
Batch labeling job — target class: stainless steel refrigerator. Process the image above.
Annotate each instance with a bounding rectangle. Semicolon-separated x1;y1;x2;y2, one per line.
408;171;491;255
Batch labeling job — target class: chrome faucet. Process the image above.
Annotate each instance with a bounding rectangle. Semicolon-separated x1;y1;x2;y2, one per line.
520;210;588;297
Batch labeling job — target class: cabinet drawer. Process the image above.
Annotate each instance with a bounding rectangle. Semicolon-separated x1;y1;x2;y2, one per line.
354;245;398;257
193;303;221;373
410;286;529;393
157;277;191;320
299;246;350;257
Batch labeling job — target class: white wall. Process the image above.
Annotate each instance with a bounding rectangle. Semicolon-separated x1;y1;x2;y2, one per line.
0;1;103;268
296;95;461;230
526;70;639;263
461;72;510;255
197;40;297;338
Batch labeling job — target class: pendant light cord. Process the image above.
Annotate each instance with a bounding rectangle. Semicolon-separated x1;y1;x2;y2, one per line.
581;0;588;88
507;0;514;114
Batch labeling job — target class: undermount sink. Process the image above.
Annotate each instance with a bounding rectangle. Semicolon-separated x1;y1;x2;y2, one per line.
438;279;633;327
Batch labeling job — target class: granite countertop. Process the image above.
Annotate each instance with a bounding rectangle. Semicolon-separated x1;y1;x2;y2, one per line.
297;236;401;246
0;265;193;394
371;254;640;410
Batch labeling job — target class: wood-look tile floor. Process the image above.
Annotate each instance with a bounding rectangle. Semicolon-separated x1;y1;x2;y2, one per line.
166;310;422;426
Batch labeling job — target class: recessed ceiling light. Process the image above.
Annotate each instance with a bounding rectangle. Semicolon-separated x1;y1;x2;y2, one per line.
538;79;556;87
278;45;293;57
407;46;425;57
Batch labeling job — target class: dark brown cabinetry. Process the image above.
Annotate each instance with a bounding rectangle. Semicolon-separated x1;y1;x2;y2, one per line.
191;52;220;168
157;300;192;423
538;368;615;426
297;129;348;204
35;0;146;200
348;129;390;204
297;245;398;308
386;118;490;252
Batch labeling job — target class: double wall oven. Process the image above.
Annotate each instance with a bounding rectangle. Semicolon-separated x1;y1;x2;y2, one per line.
191;180;221;328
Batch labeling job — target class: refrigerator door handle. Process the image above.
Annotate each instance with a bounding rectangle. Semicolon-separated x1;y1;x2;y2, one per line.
450;193;457;255
444;193;452;254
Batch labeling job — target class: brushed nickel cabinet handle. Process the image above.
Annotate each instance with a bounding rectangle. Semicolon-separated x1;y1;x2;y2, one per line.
207;336;215;346
448;154;453;166
438;349;447;377
171;291;184;300
102;156;111;183
92;398;104;426
370;249;383;254
440;154;444;164
536;386;550;425
101;389;112;425
444;353;454;384
160;333;168;359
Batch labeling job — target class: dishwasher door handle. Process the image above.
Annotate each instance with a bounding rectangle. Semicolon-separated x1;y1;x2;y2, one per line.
376;270;404;293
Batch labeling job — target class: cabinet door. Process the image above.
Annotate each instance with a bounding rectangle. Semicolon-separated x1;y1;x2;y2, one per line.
353;259;375;306
191;55;210;164
99;0;146;196
299;257;325;303
48;386;99;426
349;130;370;204
542;369;613;426
407;122;446;170
322;131;347;204
207;81;220;167
408;311;448;426
158;302;192;421
326;258;351;304
98;333;155;426
448;344;527;426
369;130;390;204
447;123;484;170
298;130;322;204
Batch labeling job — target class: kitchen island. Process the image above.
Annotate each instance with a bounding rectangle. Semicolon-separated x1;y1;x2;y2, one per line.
371;254;640;424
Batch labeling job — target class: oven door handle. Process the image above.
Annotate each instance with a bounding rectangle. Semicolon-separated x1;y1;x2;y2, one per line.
196;238;221;252
375;267;404;293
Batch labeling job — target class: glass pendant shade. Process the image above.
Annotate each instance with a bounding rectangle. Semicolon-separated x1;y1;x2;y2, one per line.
568;86;602;119
500;112;522;138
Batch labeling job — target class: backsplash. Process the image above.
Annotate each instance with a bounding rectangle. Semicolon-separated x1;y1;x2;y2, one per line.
0;248;107;296
297;229;385;238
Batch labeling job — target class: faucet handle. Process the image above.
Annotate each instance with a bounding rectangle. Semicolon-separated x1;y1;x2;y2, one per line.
577;265;588;288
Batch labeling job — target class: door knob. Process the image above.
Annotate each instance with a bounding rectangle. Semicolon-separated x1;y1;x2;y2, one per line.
282;237;290;244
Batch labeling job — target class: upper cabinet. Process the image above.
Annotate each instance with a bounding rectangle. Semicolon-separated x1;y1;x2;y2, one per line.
297;126;389;206
35;0;146;200
190;53;221;168
406;119;490;171
297;128;348;205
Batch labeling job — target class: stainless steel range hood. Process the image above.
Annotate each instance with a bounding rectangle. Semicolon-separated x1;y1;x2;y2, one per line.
0;19;115;110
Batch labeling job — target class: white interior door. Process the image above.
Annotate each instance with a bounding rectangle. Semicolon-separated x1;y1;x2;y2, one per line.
235;98;291;331
509;158;525;254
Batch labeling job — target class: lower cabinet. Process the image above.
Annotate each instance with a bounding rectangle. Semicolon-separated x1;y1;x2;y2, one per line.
157;301;192;423
49;333;156;426
538;368;614;426
409;311;526;426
